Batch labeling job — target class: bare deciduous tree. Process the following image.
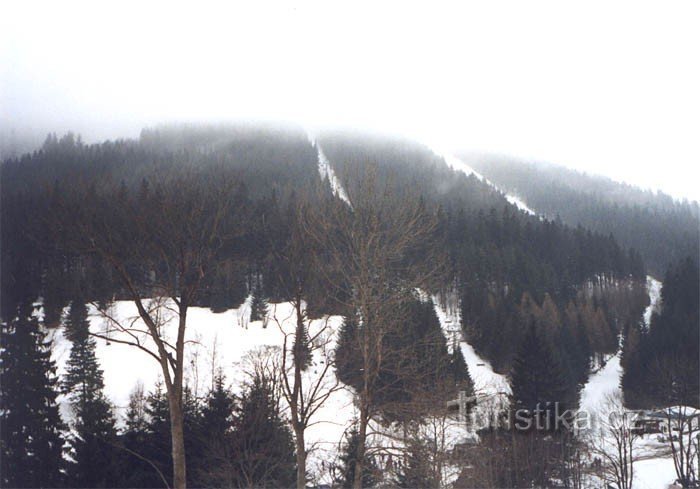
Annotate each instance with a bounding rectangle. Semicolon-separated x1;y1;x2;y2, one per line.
301;166;444;489
588;392;639;489
49;171;245;489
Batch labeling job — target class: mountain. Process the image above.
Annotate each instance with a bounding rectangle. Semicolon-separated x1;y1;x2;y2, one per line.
2;124;696;488
464;153;699;278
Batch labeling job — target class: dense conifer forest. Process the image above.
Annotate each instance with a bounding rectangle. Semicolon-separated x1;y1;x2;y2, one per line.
467;155;699;278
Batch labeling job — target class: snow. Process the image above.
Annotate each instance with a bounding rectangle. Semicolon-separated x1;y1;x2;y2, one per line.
644;275;662;328
432;295;510;405
576;275;684;489
431;148;537;216
49;298;356;483
634;456;679;489
505;194;537;215
580;275;663;416
45;274;677;486
579;353;622;414
307;132;352;207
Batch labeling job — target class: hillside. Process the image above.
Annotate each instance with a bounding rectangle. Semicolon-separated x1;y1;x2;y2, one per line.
465;154;700;277
2;124;697;488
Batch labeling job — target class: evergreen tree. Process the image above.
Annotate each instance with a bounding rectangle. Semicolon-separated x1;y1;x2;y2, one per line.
292;320;312;371
200;373;235;438
0;302;65;488
250;281;269;323
509;322;573;430
450;347;475;396
144;383;174;487
120;383;164;488
230;373;296;487
639;258;699;407
394;438;439;489
62;299;122;488
334;426;380;488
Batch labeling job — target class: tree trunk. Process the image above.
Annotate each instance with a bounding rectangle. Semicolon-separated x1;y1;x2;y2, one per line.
295;427;306;489
353;402;369;489
170;305;188;489
169;395;187;489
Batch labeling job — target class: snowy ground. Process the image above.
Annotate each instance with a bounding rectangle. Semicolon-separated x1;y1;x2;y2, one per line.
47;266;676;487
48;298;356;483
577;275;681;489
432;296;510;400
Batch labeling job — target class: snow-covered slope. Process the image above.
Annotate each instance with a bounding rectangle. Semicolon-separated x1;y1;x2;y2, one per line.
432;295;510;409
307;133;352;207
644;275;662;328
578;275;679;489
433;149;537;216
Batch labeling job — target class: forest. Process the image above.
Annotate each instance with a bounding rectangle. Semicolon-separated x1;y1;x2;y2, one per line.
467;155;699;278
1;124;698;489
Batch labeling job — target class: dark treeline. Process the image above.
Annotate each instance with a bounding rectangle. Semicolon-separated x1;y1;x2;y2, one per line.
622;257;700;409
467;155;700;278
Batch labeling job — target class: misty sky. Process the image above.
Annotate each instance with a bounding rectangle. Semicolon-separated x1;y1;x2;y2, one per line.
2;1;699;200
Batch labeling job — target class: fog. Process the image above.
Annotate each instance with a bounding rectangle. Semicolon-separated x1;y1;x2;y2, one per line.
2;0;699;200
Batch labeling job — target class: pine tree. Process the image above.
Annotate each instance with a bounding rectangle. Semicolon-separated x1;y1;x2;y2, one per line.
394;438;439;489
250;281;269;323
335;315;362;388
642;258;699;406
120;383;162;488
292;320;312;371
0;301;65;488
334;426;380;488
509;322;573;430
230;373;296;487
200;373;235;437
190;374;234;487
62;300;121;488
144;383;174;487
450;347;475;396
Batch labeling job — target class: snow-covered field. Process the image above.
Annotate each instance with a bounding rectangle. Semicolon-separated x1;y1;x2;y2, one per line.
49;298;356;482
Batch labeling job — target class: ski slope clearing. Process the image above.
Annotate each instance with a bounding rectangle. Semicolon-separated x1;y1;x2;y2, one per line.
307;132;352;207
432;295;510;404
48;299;355;482
578;275;680;489
644;275;662;328
580;275;663;413
433;149;537;216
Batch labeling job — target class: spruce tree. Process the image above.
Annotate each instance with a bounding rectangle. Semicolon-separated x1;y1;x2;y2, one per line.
200;373;235;438
62;300;121;488
120;383;162;488
334;426;380;488
250;281;269;323
509;322;572;430
230;373;296;487
0;301;65;488
394;439;438;489
144;383;174;487
450;347;475;396
191;374;236;487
